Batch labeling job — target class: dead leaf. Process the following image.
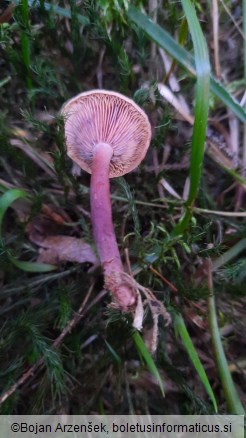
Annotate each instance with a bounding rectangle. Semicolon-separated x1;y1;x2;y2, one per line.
0;4;15;23
133;291;144;331
37;235;98;269
26;212;98;269
185;311;207;330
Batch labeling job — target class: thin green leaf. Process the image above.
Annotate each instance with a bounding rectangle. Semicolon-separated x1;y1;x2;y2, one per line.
13;0;90;26
208;268;245;414
210;77;245;122
20;0;32;90
181;0;210;202
127;6;246;123
222;167;246;188
0;189;27;239
174;313;218;412
104;339;121;365
0;189;56;272
132;331;164;397
10;256;56;273
172;0;210;235
212;238;246;271
128;6;195;74
0;76;11;88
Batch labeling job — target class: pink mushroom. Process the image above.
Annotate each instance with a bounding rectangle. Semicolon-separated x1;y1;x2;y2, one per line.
62;90;151;311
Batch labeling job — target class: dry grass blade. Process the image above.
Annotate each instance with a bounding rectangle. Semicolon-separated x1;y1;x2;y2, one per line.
127;6;246;123
10;139;56;179
212;0;221;78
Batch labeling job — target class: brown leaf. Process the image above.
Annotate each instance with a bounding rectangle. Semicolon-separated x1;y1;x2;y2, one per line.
37;235;98;268
0;4;15;24
26;212;98;269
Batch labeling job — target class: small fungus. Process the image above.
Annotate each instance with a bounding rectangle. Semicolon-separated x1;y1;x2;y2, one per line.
62;90;151;311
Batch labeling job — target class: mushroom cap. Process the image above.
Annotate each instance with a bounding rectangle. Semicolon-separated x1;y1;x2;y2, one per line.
62;89;151;178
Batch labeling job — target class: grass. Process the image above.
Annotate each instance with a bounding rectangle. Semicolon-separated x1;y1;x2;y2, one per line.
0;189;56;271
173;0;210;234
174;313;217;412
0;0;245;415
127;5;246;123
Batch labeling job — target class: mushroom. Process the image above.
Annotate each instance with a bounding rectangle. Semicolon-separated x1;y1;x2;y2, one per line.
62;90;151;311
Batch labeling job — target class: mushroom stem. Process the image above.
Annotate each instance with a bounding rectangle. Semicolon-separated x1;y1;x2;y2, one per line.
90;143;135;310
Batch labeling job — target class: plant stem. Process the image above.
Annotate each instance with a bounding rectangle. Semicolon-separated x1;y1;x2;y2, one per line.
90;143;135;310
21;0;32;90
212;238;246;271
207;260;245;415
91;143;121;270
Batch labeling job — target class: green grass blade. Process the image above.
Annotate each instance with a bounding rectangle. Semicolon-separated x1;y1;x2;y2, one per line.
0;189;56;272
128;6;195;73
104;339;122;365
222;167;246;188
0;76;11;88
14;0;90;26
127;6;246;123
208;294;245;414
20;0;32;89
132;331;164;397
40;2;89;25
213;238;246;271
244;0;246;80
171;0;210;235
10;256;56;272
174;313;218;412
210;77;245;122
0;189;27;239
181;0;210;204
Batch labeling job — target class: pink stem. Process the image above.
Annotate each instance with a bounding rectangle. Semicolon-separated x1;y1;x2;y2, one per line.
90;143;135;310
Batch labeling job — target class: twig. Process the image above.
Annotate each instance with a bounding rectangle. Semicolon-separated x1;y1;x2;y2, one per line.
212;0;221;78
159;177;182;200
149;265;178;293
194;207;246;217
124;247;133;276
52;282;94;348
148;0;158;75
158;48;180;92
228;112;239;167
153;149;164;198
96;47;106;89
219;0;245;39
0;284;107;406
10;139;56;179
235;2;246;210
157;83;194;125
0;358;43;406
